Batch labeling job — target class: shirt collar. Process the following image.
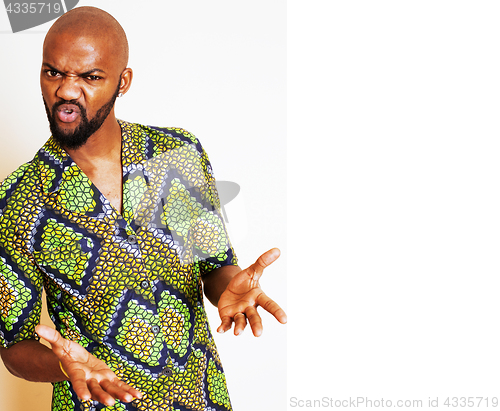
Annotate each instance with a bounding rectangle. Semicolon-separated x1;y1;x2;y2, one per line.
36;119;149;195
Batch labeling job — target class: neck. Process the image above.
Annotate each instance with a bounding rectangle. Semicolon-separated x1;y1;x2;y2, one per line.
64;116;122;165
62;115;124;213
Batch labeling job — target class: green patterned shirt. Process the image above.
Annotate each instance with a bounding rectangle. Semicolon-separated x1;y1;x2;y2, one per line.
0;120;237;411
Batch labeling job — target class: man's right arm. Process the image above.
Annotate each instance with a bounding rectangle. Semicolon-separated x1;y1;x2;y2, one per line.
0;166;142;405
0;338;67;382
0;325;143;406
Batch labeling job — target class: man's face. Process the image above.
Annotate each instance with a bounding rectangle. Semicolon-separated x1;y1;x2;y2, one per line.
41;32;123;149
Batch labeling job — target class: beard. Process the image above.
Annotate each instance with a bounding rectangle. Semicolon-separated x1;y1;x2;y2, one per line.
43;81;121;150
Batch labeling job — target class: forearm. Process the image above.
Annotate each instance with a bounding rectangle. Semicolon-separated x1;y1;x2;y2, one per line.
203;264;241;306
0;339;67;382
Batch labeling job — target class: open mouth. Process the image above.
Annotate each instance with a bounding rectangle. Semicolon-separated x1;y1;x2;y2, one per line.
56;104;81;123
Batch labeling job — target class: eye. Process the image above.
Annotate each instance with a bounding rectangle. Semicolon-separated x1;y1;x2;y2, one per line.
85;75;102;81
45;69;60;77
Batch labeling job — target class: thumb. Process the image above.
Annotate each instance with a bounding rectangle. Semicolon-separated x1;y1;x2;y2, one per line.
259;247;281;266
35;324;65;348
251;248;281;280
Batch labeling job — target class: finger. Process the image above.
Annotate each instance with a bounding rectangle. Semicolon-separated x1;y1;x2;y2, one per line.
244;306;263;337
107;378;143;400
100;379;136;403
233;313;247;336
248;248;281;281
124;384;143;400
69;369;93;402
217;316;233;334
88;378;117;407
35;324;66;348
256;293;288;324
35;324;75;361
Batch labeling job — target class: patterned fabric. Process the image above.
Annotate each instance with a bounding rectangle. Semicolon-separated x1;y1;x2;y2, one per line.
0;120;237;411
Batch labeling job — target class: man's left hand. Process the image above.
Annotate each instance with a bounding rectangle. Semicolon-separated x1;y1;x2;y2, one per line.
216;248;287;337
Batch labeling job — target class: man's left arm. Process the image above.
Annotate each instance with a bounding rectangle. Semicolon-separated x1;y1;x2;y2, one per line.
202;248;287;337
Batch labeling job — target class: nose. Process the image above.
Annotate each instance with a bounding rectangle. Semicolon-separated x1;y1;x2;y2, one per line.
55;76;82;101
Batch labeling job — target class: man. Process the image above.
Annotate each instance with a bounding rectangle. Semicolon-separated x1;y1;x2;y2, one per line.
0;6;286;411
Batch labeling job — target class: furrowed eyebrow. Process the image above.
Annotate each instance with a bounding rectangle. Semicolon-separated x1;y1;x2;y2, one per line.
80;68;106;77
42;63;61;73
42;63;106;77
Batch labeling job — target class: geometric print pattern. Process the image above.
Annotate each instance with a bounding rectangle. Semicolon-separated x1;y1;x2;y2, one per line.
0;120;237;410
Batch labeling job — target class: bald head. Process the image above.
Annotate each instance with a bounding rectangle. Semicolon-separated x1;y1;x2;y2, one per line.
44;6;129;70
40;6;133;150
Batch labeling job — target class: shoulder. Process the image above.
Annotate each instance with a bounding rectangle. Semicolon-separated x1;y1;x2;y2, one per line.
148;125;200;146
0;161;38;208
120;120;205;155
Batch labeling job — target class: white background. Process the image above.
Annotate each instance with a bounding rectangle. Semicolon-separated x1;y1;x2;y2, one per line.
288;0;500;410
0;1;286;410
3;1;500;410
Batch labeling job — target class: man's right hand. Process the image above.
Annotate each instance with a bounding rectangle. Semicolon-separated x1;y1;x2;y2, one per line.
35;324;143;407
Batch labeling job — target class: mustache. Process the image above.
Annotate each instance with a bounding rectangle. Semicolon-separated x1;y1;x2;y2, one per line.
51;99;86;114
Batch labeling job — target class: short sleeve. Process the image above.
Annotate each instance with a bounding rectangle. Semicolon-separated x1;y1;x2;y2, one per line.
191;144;238;275
0;163;44;348
141;125;238;275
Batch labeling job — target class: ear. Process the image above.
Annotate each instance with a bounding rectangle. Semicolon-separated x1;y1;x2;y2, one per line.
118;68;133;96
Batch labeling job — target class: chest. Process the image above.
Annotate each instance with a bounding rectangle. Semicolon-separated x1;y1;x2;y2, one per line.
83;161;123;212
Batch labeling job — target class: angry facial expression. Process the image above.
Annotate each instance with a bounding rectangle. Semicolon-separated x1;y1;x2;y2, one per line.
41;32;125;149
